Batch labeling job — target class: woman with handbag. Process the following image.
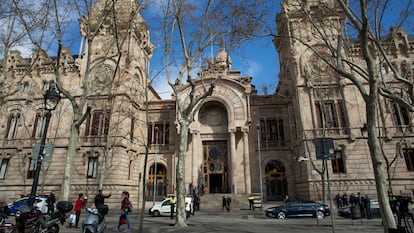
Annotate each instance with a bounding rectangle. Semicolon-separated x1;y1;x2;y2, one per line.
113;191;131;232
73;193;86;228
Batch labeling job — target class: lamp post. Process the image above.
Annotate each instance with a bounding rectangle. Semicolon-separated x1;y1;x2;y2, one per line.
30;85;61;197
152;127;159;206
256;123;264;212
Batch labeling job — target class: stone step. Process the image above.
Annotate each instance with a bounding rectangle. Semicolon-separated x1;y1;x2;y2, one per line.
197;193;264;210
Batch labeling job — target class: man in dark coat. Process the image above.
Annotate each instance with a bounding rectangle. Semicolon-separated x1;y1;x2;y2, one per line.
357;192;365;218
364;195;372;219
94;189;111;208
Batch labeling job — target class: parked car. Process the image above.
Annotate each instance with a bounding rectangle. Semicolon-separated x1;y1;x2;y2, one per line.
8;195;50;215
265;200;331;219
149;197;193;217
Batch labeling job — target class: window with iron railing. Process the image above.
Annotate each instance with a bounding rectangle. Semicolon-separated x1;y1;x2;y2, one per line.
313;87;348;136
84;110;110;141
315;100;347;135
259;118;285;147
148;123;170;145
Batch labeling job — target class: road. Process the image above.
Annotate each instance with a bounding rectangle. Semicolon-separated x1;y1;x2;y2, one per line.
59;209;389;233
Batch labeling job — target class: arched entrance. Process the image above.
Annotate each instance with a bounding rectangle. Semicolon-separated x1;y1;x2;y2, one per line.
146;163;168;200
202;141;229;193
198;100;230;194
265;160;288;201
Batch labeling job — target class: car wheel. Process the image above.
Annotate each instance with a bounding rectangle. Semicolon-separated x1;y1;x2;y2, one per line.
277;212;286;219
317;211;324;219
152;210;160;217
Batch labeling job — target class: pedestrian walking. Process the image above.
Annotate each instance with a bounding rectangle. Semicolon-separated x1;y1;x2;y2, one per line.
170;196;176;219
73;193;86;228
222;196;226;211
248;194;255;210
113;191;131;232
194;195;200;211
225;196;231;212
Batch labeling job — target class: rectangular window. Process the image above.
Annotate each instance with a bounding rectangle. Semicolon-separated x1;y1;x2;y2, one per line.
313;88;348;135
5;115;20;139
130;117;135;141
42;81;55;92
0;159;9;179
148;123;170;145
128;160;133;180
331;150;346;173
403;149;414;171
85;110;110;138
20;82;29;92
87;157;98;178
315;101;338;128
391;102;410;127
32;113;46;138
27;158;36;179
259;118;285;147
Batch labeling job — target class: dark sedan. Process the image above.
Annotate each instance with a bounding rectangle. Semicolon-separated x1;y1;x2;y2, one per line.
266;201;331;219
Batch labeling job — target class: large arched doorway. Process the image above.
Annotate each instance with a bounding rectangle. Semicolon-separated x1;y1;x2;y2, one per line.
146;163;167;201
265;160;288;201
198;101;229;194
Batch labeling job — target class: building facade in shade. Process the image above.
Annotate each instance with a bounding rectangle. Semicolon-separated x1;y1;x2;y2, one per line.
0;0;413;209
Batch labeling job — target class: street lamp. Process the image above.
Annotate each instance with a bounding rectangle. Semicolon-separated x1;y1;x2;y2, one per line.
152;127;159;206
256;123;264;212
30;85;61;197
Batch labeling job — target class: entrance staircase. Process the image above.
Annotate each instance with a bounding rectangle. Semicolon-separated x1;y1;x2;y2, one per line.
198;193;263;211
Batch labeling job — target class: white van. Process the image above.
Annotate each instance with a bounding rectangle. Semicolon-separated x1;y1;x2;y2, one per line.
149;197;193;217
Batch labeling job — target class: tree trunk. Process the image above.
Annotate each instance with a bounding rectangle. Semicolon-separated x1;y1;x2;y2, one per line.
366;89;397;232
60;122;80;201
175;121;189;227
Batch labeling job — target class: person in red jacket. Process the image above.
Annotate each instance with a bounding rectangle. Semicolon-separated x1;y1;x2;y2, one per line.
73;193;86;228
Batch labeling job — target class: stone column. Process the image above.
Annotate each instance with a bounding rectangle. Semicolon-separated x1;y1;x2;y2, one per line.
229;129;237;193
242;127;251;194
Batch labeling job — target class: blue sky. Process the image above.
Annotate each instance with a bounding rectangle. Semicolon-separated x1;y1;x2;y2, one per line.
140;0;280;99
149;35;280;99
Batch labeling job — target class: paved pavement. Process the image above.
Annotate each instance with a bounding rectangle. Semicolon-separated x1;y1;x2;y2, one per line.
59;209;388;233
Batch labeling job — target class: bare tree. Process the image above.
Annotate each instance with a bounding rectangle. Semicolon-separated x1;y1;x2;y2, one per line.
274;0;414;231
12;0;152;201
0;0;40;99
154;0;274;227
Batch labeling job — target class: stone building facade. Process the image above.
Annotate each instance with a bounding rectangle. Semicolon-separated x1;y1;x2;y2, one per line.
275;0;414;201
0;0;413;209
